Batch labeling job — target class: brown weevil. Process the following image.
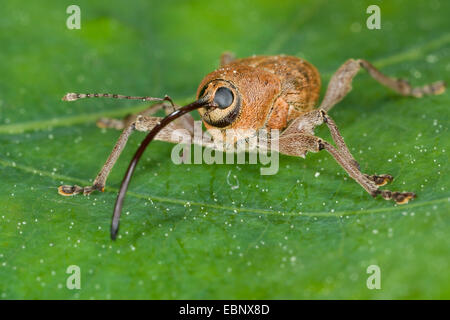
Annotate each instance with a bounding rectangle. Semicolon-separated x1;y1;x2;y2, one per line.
58;53;446;239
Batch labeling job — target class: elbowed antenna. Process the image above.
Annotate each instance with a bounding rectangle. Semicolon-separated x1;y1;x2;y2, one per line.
62;92;174;105
110;97;211;240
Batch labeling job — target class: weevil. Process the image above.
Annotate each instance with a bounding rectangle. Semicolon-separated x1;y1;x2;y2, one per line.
58;53;445;239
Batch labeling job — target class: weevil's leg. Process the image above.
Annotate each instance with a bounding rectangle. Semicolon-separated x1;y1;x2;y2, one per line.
288;108;407;188
220;52;236;67
319;110;361;171
321;59;446;112
309;109;396;186
282;109;361;170
281;110;414;203
58;123;135;196
278;132;415;204
359;60;445;97
278;132;323;159
96;102;178;130
321;110;396;186
58;114;194;196
364;173;393;186
320;140;415;204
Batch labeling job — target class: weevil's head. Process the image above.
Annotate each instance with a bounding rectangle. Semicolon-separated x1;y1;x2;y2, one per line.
197;65;281;136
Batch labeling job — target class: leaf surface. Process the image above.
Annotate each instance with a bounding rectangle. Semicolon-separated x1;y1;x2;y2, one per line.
0;0;449;299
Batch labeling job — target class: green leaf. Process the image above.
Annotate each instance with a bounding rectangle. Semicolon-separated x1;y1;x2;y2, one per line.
0;0;449;299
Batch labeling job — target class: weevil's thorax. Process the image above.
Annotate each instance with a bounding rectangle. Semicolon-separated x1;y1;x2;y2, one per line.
197;55;321;143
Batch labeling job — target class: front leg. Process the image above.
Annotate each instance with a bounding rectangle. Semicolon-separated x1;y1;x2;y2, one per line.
279;111;415;204
58;114;194;196
58;123;135;196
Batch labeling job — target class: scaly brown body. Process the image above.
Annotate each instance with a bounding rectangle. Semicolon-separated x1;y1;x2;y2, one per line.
58;52;445;239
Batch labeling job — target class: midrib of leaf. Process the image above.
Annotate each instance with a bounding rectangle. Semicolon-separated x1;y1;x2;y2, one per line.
0;33;448;135
367;32;450;69
320;32;450;78
1;157;447;219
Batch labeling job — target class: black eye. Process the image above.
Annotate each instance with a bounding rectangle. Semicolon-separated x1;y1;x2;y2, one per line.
214;87;234;109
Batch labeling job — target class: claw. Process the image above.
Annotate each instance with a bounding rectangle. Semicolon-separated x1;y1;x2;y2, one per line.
58;185;83;196
377;190;416;204
58;185;101;196
393;192;416;204
431;80;446;95
371;174;394;186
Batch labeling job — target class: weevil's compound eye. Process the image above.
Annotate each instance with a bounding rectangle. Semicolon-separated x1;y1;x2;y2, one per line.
214;87;234;109
197;80;241;128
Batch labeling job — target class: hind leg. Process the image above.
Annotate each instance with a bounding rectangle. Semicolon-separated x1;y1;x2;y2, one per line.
321;59;445;112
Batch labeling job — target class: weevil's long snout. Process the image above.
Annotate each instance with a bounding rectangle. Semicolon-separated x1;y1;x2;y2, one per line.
110;97;211;240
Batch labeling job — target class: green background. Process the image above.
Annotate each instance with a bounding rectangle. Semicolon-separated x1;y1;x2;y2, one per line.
0;0;449;299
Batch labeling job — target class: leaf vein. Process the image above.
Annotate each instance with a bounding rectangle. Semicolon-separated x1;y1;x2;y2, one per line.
1;158;447;219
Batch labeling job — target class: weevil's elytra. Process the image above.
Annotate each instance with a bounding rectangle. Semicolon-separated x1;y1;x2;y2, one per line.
59;53;446;239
